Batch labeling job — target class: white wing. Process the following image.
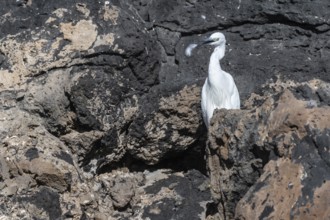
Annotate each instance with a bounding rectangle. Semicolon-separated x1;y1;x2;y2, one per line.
201;79;209;127
230;83;240;109
223;71;240;109
202;78;225;127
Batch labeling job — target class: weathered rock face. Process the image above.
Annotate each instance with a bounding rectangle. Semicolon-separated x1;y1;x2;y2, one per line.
0;0;329;219
207;79;330;219
127;84;204;164
0;1;208;219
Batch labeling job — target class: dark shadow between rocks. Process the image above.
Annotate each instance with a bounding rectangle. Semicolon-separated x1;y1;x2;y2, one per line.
205;202;219;218
96;125;208;176
249;144;271;168
96;142;208;176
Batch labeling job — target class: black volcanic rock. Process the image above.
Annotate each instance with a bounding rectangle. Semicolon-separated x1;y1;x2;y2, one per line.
143;170;210;220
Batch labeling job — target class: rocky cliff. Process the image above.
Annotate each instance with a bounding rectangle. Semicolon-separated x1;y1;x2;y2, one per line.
0;0;329;219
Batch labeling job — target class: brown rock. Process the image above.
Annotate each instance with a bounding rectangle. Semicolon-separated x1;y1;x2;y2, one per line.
207;80;330;219
236;160;330;220
19;158;71;192
235;158;303;219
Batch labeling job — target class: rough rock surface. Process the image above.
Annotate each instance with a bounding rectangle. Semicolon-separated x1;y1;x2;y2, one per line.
207;79;330;219
0;0;329;219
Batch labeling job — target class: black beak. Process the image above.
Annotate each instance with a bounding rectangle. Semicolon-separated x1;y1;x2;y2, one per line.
199;37;214;46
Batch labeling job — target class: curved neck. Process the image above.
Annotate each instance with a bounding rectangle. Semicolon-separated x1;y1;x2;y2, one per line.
213;43;225;60
208;44;225;85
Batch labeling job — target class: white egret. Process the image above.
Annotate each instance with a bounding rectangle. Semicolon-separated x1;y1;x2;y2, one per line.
185;32;240;128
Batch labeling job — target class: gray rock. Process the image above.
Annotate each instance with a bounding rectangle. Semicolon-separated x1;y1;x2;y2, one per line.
109;175;136;209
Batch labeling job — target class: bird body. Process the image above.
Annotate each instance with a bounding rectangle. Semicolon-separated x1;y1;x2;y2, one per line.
201;68;240;127
186;32;240;128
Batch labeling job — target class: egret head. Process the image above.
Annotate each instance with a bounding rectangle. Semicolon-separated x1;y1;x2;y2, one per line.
202;32;226;46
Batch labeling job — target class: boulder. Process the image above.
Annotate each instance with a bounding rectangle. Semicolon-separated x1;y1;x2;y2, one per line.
207;79;330;219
